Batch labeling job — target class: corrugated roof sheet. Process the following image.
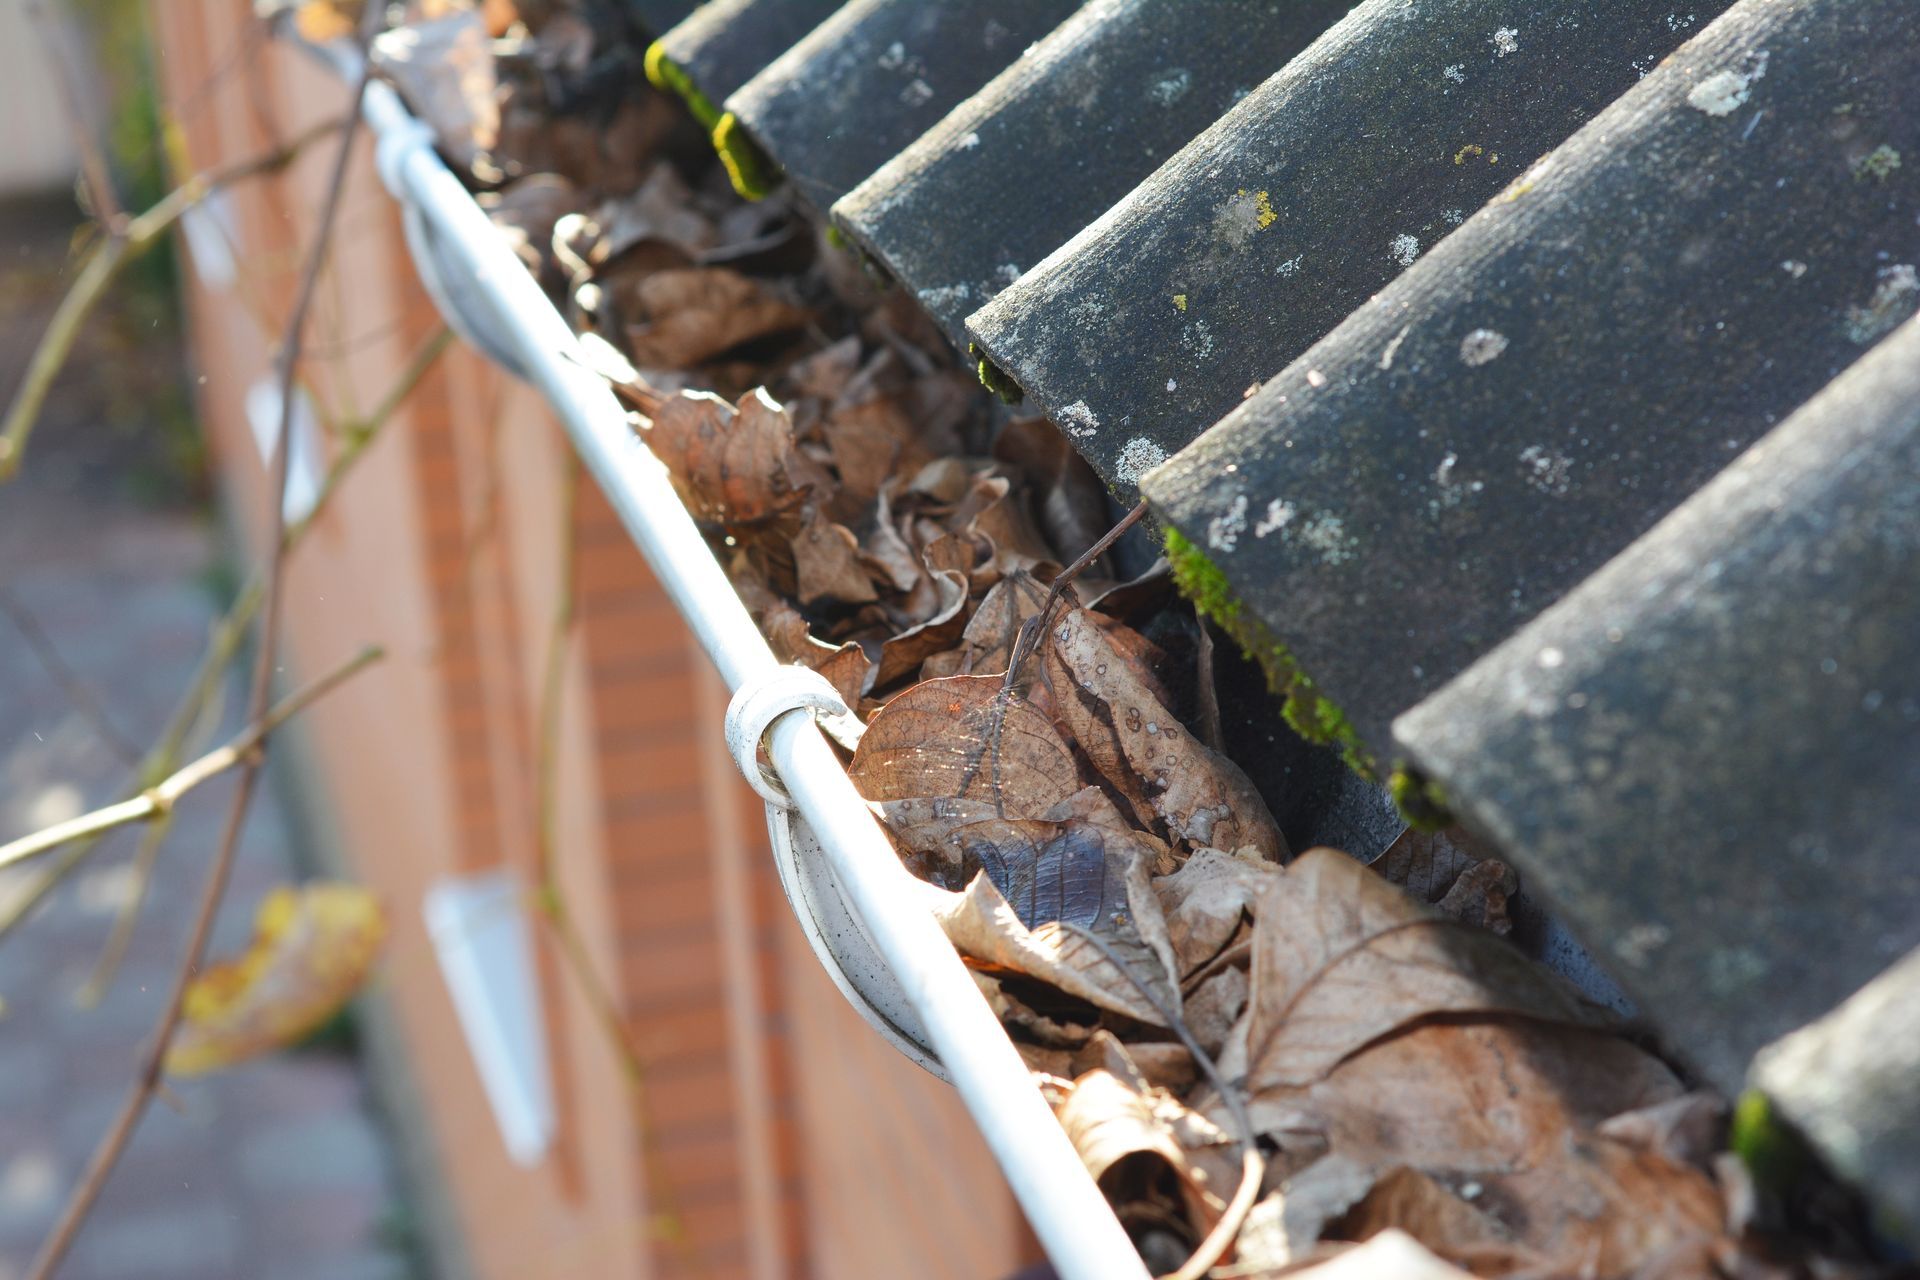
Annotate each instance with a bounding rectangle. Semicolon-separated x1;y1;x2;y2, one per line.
641;0;1920;1222
1398;306;1920;1095
832;0;1352;351
1144;0;1920;766
967;0;1734;494
722;0;1084;213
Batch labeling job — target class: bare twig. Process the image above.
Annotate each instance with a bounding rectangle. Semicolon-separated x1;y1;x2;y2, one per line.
0;587;143;766
999;499;1151;700
24;0;125;232
25;49;375;1274
1056;921;1263;1280
0;114;345;482
0;646;382;873
0;325;447;958
528;459;703;1270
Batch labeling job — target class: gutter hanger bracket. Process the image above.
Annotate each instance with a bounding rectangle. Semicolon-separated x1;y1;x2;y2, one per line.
724;665;854;808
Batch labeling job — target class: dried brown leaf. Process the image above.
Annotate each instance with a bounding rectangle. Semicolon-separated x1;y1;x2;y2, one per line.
1253;1022;1721;1275
759;600;873;706
1154;847;1274;981
1048;607;1285;860
849;675;1081;818
621;267;808;368
933;871;1166;1025
1245;849;1603;1091
645;387;806;525
873;568;968;688
791;509;878;606
371;12;499;171
1056;1067;1237;1231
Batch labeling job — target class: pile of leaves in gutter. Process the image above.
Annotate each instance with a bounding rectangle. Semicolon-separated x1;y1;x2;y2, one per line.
363;4;1893;1277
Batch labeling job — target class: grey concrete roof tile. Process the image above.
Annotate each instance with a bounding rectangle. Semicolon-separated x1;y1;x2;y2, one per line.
1144;0;1920;763
967;0;1728;493
1393;307;1920;1098
724;0;1087;215
650;0;846;117
833;0;1354;351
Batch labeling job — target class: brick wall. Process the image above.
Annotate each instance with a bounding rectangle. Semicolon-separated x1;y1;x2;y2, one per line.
146;4;1030;1277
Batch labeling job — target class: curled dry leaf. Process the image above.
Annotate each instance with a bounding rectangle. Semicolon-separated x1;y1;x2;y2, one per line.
1055;1066;1238;1233
1048;606;1285;861
1154;847;1272;981
166;882;385;1076
791;508;878;606
645;387;808;525
933;871;1172;1026
760;600;872;706
370;10;499;171
620;267;809;368
1245;848;1602;1091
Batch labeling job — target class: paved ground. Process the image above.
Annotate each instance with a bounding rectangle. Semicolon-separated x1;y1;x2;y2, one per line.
0;197;419;1280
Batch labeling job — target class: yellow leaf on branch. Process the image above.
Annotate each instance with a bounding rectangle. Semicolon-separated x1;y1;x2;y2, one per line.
165;882;386;1076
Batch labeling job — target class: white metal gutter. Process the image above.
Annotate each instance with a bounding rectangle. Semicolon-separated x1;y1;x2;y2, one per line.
333;53;1150;1280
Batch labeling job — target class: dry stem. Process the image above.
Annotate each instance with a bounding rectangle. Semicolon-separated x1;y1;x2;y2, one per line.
0;114;345;482
25;51;374;1276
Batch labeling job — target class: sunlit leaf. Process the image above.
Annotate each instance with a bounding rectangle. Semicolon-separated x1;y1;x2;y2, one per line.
166;882;385;1076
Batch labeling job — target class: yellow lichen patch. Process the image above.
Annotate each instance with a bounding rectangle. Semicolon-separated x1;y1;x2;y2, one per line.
1172;294;1189;312
1454;144;1484;165
1253;190;1277;229
1499;178;1536;203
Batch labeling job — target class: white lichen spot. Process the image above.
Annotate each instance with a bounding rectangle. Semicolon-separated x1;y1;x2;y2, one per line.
1276;253;1305;278
1298;511;1357;565
957;131;981;150
1181;320;1216;359
1443;63;1466;85
916;283;972;310
1306;368;1327;388
1491;27;1519;57
1666;12;1695;31
1148;68;1193;107
1254;499;1295;538
899;78;935;108
1390;233;1420;267
1844;264;1920;344
1459;328;1509;366
1114;437;1167;485
1686;50;1769;117
995;262;1022;286
1166;378;1178;391
1519;445;1574;495
1443;207;1465;226
1781;259;1808;278
878;41;907;69
1378;325;1412;370
1207;494;1249;553
1056;400;1100;439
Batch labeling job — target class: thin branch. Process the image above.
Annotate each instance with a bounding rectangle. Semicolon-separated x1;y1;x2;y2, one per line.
0;587;143;766
1001;499;1150;691
0;325;447;955
25;0;125;232
0;114;345;483
25;49;375;1274
528;459;703;1270
0;645;382;873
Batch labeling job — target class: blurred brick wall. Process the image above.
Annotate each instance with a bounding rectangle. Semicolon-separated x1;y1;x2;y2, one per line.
145;4;1029;1278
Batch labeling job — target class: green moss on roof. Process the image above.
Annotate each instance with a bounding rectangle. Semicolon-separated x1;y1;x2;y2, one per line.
1164;526;1375;779
643;42;722;132
713;112;775;202
968;344;1024;404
